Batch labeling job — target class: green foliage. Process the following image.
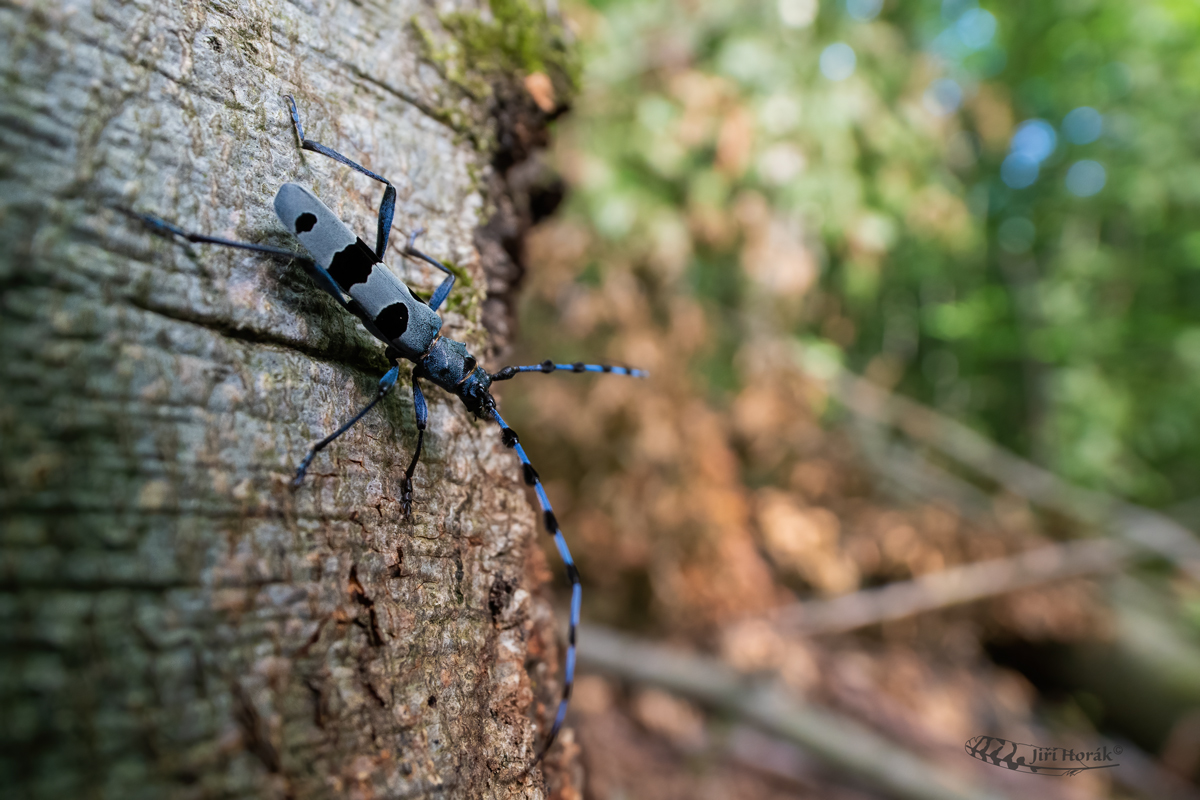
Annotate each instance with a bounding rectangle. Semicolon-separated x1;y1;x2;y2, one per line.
877;0;1200;504
557;0;1200;507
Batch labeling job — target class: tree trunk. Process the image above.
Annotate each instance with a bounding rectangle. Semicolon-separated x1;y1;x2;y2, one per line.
0;0;577;797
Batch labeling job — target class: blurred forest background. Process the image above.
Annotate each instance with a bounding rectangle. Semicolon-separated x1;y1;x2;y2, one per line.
497;0;1200;797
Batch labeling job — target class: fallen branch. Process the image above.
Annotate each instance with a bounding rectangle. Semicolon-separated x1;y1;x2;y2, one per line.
806;355;1200;580
849;413;995;517
578;625;1014;800
773;538;1128;635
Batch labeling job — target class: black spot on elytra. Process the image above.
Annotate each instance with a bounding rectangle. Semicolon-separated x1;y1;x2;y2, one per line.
294;212;317;233
375;302;410;339
327;237;378;289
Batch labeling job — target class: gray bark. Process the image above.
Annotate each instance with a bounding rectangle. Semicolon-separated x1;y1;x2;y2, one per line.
0;0;572;797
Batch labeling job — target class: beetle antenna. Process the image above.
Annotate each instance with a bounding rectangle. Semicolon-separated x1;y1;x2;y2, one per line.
490;360;648;381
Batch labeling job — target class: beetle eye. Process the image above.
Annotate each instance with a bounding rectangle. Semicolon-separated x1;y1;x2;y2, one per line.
462;356;477;375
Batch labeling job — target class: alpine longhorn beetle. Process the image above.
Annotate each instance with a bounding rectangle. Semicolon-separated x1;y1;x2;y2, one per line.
134;96;646;763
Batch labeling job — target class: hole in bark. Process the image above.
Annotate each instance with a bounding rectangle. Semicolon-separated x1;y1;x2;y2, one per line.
453;553;464;605
489;576;515;621
388;547;404;579
305;679;325;729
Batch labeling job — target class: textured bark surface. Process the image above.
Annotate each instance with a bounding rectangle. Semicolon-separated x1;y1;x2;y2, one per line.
0;0;577;797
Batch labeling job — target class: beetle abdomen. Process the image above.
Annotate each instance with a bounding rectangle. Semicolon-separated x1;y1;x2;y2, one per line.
274;183;442;359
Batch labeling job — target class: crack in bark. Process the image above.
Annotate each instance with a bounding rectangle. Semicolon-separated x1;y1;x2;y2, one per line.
343;60;467;135
124;294;389;376
348;563;385;647
233;681;283;774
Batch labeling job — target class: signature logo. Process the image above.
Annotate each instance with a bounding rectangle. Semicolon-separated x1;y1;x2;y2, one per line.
964;736;1122;776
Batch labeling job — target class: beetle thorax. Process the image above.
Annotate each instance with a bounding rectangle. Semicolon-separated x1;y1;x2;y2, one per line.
419;337;495;418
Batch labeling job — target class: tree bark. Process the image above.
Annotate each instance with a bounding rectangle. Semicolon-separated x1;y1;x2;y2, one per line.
0;0;575;797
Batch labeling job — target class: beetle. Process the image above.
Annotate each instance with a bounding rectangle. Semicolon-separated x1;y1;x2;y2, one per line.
133;96;645;762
